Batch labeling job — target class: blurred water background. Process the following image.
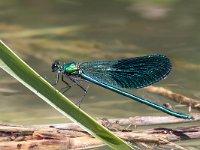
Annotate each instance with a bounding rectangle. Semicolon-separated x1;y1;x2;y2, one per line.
0;0;200;149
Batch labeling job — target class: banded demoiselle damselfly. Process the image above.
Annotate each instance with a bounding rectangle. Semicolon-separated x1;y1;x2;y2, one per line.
51;54;193;119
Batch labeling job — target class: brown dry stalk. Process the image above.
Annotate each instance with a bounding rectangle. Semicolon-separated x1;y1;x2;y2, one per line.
0;120;200;150
144;86;200;111
100;113;200;127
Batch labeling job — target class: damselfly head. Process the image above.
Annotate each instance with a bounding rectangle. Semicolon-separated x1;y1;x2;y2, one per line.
52;60;61;72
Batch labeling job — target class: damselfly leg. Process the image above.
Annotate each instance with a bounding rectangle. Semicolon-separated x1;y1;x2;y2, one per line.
43;72;59;86
61;74;90;107
60;74;72;92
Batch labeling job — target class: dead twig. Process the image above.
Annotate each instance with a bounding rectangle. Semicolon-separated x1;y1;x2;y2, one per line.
0;118;199;150
144;86;200;111
100;113;200;128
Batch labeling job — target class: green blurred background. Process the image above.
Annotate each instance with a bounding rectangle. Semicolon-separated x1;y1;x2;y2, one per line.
0;0;200;149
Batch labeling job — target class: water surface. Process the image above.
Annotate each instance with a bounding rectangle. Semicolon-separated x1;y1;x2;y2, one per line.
0;0;200;149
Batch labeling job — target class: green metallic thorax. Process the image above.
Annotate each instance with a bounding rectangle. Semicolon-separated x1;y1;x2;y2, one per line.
63;62;79;75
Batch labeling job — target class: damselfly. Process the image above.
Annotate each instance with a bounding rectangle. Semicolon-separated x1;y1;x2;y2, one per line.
51;54;193;119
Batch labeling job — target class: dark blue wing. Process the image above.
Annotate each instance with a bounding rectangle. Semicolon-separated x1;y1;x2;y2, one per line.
79;54;172;89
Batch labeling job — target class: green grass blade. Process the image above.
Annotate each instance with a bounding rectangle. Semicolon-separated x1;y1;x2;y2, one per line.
0;41;133;150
